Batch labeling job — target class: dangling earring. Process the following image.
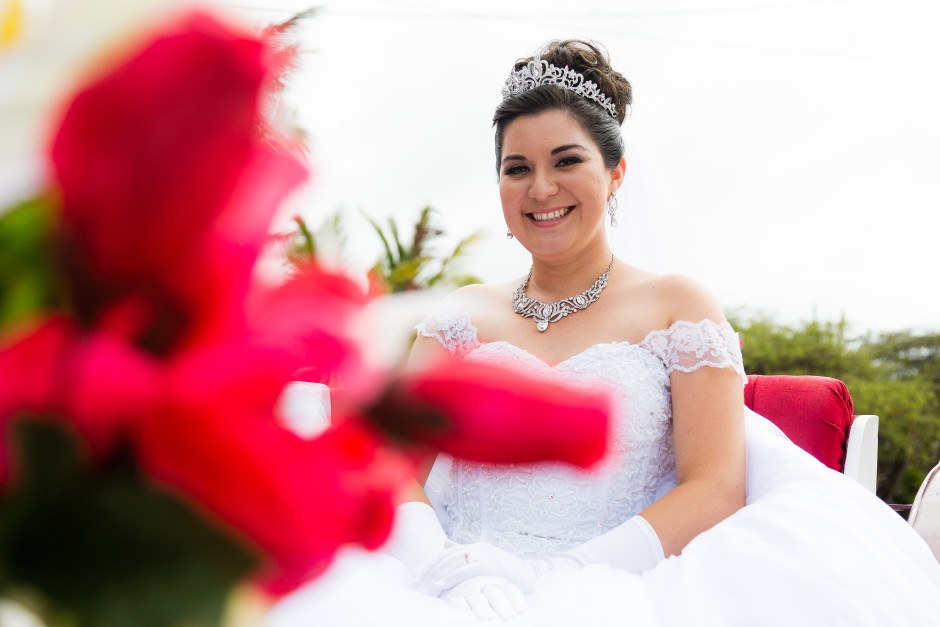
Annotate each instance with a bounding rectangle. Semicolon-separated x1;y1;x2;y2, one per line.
606;191;618;227
506;228;514;239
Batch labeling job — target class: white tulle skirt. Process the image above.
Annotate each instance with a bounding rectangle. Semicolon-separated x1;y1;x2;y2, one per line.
266;410;940;626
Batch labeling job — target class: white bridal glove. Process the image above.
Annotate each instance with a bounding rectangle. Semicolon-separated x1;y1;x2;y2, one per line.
563;514;665;573
438;575;528;621
419;515;665;596
381;502;528;620
416;541;560;596
380;502;450;579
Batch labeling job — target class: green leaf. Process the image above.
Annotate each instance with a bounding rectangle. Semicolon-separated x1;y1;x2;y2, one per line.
0;198;66;327
0;421;259;627
361;206;485;292
363;212;395;268
427;229;486;287
294;215;316;259
386;257;426;291
410;206;441;260
387;218;408;263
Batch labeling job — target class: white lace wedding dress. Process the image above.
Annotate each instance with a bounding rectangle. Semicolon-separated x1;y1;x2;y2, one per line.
267;308;940;627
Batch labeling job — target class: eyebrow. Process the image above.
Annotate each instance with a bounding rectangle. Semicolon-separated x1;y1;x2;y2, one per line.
551;144;586;155
501;144;587;165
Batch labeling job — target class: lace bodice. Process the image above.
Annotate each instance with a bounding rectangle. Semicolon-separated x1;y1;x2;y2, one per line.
417;308;745;559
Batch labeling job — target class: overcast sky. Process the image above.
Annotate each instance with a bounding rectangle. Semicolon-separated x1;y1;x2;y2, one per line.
236;2;937;332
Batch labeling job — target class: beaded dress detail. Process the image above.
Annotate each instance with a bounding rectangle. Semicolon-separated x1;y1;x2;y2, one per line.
416;309;745;558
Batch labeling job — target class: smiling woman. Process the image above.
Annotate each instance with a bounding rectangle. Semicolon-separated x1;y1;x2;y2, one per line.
269;39;940;627
498;110;620;266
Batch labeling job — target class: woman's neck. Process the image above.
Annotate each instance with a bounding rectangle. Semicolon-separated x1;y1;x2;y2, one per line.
526;247;615;301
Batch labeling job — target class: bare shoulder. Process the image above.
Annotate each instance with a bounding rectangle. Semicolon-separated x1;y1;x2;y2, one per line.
444;280;517;317
408;282;508;369
448;281;509;301
630;271;727;327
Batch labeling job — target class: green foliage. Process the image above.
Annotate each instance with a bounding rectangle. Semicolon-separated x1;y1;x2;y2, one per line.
0;421;258;627
288;215;317;262
730;311;940;506
0;198;66;328
851;378;940;504
366;206;483;292
869;331;940;386
727;313;872;379
276;206;484;293
264;213;347;269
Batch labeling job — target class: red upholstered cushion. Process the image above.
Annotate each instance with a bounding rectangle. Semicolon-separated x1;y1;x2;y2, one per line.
743;375;855;471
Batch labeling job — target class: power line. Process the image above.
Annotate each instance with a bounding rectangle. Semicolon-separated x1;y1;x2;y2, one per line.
232;0;854;19
531;19;939;65
229;1;939;66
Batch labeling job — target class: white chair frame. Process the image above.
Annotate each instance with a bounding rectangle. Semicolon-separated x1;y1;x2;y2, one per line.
909;460;940;563
843;414;879;493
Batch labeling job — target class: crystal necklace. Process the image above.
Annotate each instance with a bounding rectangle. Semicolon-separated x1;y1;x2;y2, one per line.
511;254;614;332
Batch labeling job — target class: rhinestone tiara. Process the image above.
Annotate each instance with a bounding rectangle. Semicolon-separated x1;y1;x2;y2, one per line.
501;57;617;120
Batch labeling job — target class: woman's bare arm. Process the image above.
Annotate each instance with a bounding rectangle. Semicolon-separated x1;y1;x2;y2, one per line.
636;275;747;556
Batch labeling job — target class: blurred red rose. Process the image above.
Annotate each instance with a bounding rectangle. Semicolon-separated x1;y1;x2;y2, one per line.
130;345;411;592
245;262;371;385
362;359;612;468
50;12;307;350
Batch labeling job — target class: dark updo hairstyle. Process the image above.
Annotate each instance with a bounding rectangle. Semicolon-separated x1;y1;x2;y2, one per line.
493;40;632;175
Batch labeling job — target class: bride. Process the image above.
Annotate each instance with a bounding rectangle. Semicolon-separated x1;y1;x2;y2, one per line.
268;40;940;626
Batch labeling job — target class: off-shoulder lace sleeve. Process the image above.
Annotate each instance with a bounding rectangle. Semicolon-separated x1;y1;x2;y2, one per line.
415;306;480;357
640;319;747;386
